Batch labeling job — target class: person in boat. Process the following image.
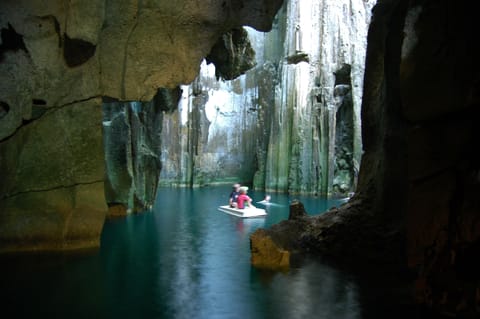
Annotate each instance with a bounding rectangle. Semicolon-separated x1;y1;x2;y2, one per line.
229;183;241;208
257;195;271;205
237;186;255;209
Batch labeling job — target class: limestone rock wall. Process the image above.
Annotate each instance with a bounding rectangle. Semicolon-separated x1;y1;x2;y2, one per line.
0;0;283;252
259;0;374;195
205;27;257;81
102;89;177;215
159;61;259;187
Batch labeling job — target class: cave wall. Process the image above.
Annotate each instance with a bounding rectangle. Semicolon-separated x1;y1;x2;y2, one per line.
0;0;106;252
0;0;283;252
0;99;105;252
399;1;480;315
358;0;480;314
359;0;480;315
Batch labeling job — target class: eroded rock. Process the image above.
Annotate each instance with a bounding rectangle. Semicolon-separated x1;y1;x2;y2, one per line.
250;228;290;270
206;27;256;80
250;200;310;269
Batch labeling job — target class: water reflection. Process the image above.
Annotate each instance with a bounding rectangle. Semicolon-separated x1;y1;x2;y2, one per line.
235;218;266;238
1;186;362;319
142;186;359;318
257;260;360;319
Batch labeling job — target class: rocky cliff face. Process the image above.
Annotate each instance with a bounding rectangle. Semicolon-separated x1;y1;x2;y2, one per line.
0;0;283;252
256;0;374;195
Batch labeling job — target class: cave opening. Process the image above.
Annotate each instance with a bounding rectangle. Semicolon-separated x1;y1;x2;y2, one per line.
101;0;372;214
2;0;478;317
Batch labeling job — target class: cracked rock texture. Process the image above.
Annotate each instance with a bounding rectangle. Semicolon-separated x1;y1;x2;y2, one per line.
0;0;282;252
0;99;106;252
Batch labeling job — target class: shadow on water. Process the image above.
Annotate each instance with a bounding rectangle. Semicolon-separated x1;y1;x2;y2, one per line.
0;186;425;318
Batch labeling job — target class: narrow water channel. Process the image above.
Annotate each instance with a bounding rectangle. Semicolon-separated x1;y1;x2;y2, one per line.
0;186;414;318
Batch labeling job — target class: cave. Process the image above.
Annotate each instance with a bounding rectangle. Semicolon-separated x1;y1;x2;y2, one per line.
0;0;479;318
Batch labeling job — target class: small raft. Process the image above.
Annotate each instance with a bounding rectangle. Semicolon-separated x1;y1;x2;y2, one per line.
218;205;267;218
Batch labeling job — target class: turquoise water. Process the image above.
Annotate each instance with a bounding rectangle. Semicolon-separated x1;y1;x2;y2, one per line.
0;186;414;318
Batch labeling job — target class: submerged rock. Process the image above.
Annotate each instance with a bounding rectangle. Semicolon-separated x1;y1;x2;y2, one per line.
288;200;308;220
250;228;290;270
250;200;310;269
250;197;404;271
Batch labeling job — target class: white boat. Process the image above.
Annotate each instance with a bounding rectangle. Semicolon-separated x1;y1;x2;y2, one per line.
218;205;267;218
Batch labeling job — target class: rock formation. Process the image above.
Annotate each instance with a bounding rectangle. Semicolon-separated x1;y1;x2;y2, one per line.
161;0;374;195
251;0;480;317
103;88;180;215
206;27;257;81
0;0;283;252
255;0;374;195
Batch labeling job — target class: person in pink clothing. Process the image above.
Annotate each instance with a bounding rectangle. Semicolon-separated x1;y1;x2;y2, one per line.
237;186;255;209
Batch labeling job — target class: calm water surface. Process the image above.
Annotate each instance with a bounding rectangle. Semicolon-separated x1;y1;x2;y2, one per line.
0;187;407;318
